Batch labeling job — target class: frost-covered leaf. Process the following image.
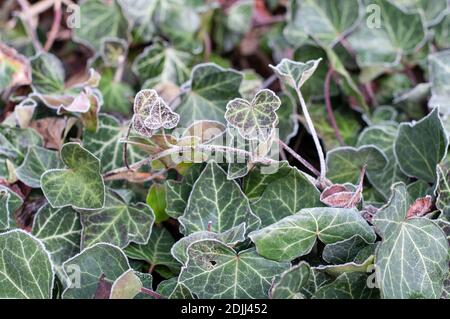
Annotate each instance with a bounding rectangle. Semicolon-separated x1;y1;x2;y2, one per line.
83;114;146;172
156;277;193;299
41;143;105;210
322;235;375;265
177;63;243;126
109;269;143;299
289;0;362;47
0;42;31;92
357;125;409;199
31;204;81;275
249;207;376;262
0;230;54;299
313;272;378;299
373;183;449;299
132;41;193;88
62;243;130;299
270;262;310;299
250;165;322;227
15;146;62;188
179;239;289;299
225;89;281;141
326;146;388;184
270;58;322;90
0;186;23;231
171;223;246;265
428;51;450;128
348;0;426;67
73;0;128;51
179;161;259;234
389;0;449;26
125;225;179;274
80;190;154;249
437;165;450;218
394;108;448;182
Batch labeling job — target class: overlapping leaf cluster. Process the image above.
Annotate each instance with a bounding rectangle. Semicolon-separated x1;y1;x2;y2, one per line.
0;0;449;299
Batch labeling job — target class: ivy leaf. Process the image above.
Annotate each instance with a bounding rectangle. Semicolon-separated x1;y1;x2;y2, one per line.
249;207;376;262
109;269;143;299
80;190;154;249
178;239;290;299
165;164;205;218
15;146;62;188
373;183;449;299
177;63;243;126
270;262;311;299
0;230;54;299
124;225;179;275
389;0;449;26
100;37;128;67
146;184;169;224
73;0;128;51
250;165;322;227
428;51;450;130
313;272;378;299
98;69;134;114
348;0;426;67
171;223;247;266
31;204;81;276
0;126;43;165
225;89;281;141
156;277;193;299
437;165;450;218
62;243;130;299
434;14;450;49
326;146;388;184
277;93;299;143
0;186;23;231
0;42;31;92
270;58;322;90
41;143;106;210
179;161;260;234
132;41;193;88
83;114;146;172
322;235;376;265
357;125;409;199
289;0;362;47
394;108;448;182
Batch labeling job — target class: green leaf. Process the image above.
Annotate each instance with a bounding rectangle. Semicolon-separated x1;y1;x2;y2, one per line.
0;186;23;231
394;108;448;182
434;14;450;49
348;0;426;67
326;146;388;184
156;277;193;299
15;146;62;188
289;0;362;47
225;89;281;141
73;0;128;50
83;114;146;172
270;262;310;299
249;207;376;262
179;239;290;299
226;0;253;34
41;143;106;210
270;58;322;90
357;125;409;199
132;41;193;88
125;225;179;274
437;165;450;218
373;183;449;299
0;126;43;164
179;161;260;234
146;184;169;223
389;0;449;26
171;223;246;265
322;235;375;265
313;272;378;299
98;70;134;114
428;51;450;130
250;165;322;227
165;164;205;218
277;93;299;143
62;243;130;299
31;204;81;275
176;63;243;126
80;190;154;249
109;269;143;299
30;52;64;94
0;229;54;299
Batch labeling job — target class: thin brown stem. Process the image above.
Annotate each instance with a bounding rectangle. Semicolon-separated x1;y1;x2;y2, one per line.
277;138;320;177
324;68;345;146
44;0;62;51
140;287;163;299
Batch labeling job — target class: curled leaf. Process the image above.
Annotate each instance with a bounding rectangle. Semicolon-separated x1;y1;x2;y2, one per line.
406;195;433;219
0;42;31;92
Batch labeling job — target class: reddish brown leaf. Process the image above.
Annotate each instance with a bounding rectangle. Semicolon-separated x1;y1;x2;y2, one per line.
0;43;31;92
406;195;433;219
94;274;112;299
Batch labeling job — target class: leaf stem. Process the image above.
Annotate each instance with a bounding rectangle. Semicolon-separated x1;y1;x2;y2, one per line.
324;67;345;146
294;85;327;180
276;138;320;177
44;0;62;51
139;287;163;299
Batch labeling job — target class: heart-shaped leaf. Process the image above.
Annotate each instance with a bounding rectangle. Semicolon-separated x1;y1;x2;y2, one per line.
41;143;105;210
270;58;322;90
270;262;311;299
373;183;449;299
179;161;260;234
394;108;448;182
249;207;376;262
178;239;290;299
0;230;54;299
80;190;154;249
225;89;281;141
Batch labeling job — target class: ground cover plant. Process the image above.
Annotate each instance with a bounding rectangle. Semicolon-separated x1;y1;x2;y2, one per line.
0;0;450;299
